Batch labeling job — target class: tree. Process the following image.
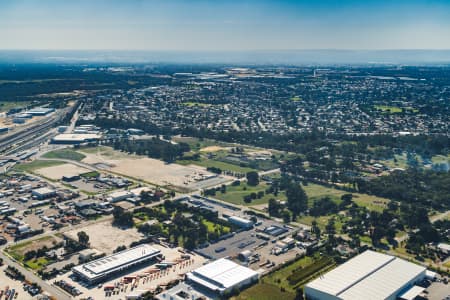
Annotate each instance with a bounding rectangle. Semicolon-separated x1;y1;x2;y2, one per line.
282;210;291;223
286;183;308;218
77;231;90;247
246;171;259;186
113;206;134;227
268;198;281;217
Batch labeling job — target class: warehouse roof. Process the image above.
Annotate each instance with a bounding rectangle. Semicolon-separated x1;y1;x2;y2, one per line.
52;133;101;142
187;258;258;292
73;244;160;281
306;250;426;300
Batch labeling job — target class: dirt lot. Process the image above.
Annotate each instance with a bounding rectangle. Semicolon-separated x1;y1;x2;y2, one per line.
64;221;143;255
35;163;90;180
199;146;230;152
80;147;225;190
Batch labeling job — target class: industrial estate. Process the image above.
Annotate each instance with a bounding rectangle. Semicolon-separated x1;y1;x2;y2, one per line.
0;63;449;300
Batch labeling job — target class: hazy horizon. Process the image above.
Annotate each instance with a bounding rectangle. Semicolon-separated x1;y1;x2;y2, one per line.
1;0;450;52
1;49;450;65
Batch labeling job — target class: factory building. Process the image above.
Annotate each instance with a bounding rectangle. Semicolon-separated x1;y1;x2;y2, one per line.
24;107;55;116
305;250;427;300
186;258;259;295
51;133;101;144
72;244;162;284
31;187;56;200
227;216;254;229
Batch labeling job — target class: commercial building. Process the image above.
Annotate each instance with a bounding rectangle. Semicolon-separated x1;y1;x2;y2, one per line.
25;107;55;116
32;187;56;199
305;250;427;300
107;190;134;203
72;244;162;284
186;258;259;295
227;216;254;229
51;133;101;144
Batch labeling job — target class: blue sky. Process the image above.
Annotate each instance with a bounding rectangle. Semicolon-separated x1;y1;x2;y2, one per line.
1;0;449;50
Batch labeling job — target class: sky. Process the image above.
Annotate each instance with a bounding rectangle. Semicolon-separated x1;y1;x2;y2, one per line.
1;0;450;51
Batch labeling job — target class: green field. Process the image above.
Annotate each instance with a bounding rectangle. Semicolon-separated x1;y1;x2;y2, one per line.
0;100;33;112
213;183;286;206
233;283;295;300
236;255;334;299
291;96;302;101
374;105;418;114
25;257;52;271
12;160;65;173
302;183;388;212
182;102;214;107
177;157;256;173
42;148;86;161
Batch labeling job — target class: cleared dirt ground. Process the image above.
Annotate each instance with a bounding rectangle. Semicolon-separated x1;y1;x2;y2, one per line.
64;221;144;255
80;147;224;189
35;163;90;180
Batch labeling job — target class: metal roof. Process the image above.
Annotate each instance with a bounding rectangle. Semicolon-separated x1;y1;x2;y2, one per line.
306;250;426;300
188;258;258;292
73;244;160;281
398;286;425;300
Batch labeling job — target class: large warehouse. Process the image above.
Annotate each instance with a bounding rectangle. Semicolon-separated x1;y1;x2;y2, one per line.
72;244;162;284
186;258;259;295
305;250;427;300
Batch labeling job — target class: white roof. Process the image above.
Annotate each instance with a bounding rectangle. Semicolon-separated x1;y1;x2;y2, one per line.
437;243;450;251
188;258;258;291
398;286;425;300
306;250;426;300
73;244;160;280
32;187;55;195
53;133;101;142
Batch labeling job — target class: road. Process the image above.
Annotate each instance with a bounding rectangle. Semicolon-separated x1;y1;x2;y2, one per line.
0;251;71;300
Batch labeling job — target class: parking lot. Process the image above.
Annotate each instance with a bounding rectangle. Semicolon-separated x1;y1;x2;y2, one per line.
181;196;305;271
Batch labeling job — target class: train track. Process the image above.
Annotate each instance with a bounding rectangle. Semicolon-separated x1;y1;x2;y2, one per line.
0;111;67;154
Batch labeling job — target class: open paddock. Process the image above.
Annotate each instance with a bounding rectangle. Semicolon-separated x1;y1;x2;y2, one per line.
80;147;230;190
64;221;144;255
34;163;91;180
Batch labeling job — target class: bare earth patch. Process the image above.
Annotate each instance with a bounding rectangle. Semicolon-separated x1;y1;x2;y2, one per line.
199;145;230;152
64;221;144;254
80;147;230;190
35;163;90;180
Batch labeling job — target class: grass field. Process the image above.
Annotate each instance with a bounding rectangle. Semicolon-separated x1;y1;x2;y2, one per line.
177;157;256;173
302;183;388;212
0;100;32;112
13;160;65;173
182;102;214;107
213;183;286;206
42;148;86;161
25;257;52;271
237;254;335;299
233;283;295;300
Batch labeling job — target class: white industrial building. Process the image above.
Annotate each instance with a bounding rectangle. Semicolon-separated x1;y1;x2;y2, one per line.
32;187;56;199
227;216;254;229
51;133;101;144
305;250;427;300
72;244;162;284
186;258;259;295
107;190;134;203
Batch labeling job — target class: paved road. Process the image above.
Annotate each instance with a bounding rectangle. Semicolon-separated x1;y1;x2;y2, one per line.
0;251;71;300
